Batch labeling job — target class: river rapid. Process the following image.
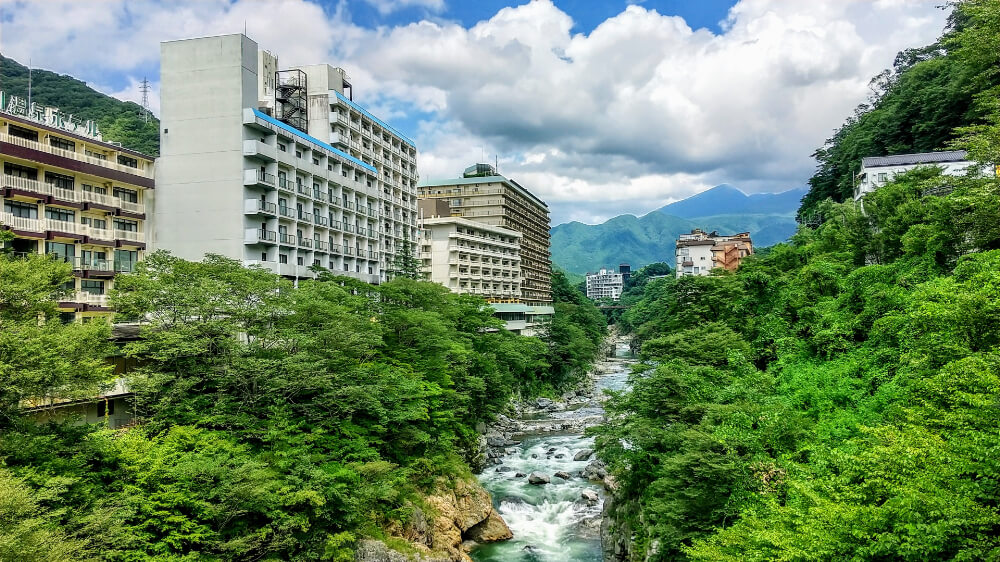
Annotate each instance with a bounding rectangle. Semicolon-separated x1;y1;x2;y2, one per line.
471;340;633;562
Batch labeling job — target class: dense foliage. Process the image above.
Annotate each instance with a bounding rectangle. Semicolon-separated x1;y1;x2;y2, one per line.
798;0;1000;218
0;252;604;560
0;55;159;155
595;5;1000;555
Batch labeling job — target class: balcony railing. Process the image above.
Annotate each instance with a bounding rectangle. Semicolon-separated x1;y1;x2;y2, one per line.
278;206;295;219
245;199;277;215
72;292;111;307
1;175;146;214
244;169;276;188
0;212;144;243
297;237;313;248
0;133;153;178
278;178;294;192
278;233;296;245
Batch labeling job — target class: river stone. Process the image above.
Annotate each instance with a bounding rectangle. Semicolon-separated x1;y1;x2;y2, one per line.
464;509;513;543
528;472;550;485
515;472;526;478
486;436;507;447
554;471;572;480
495;465;514;473
535;398;553;408
581;489;599;504
574;449;594;461
554;454;565;459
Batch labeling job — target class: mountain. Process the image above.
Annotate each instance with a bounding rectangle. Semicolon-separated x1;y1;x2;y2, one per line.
0;54;159;155
658;184;807;218
551;186;803;275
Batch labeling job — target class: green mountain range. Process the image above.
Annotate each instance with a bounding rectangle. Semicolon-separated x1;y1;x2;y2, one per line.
0;54;159;155
551;185;805;274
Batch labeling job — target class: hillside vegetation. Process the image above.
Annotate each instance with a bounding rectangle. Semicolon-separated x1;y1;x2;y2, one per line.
597;2;1000;559
0;54;159;155
798;0;1000;218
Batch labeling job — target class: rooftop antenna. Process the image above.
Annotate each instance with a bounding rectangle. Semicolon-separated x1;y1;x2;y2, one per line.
139;77;151;123
495;154;498;173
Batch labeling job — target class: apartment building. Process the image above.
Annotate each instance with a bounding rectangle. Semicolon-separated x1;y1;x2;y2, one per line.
854;150;976;200
0;95;153;321
586;268;625;301
417;163;551;305
418;215;522;301
675;229;753;277
155;34;417;284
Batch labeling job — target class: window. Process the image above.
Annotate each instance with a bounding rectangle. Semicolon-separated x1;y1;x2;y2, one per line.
878;172;888;182
81;250;106;266
45;207;75;222
45;241;75;262
81;216;107;229
113;218;138;232
115;249;138;272
261;252;268;262
296;256;304;266
295;150;302;158
279;254;288;264
114;187;138;203
82;183;107;195
312;157;319;165
97;399;115;417
278;143;287;152
50;136;75;151
4;200;37;218
85;149;107;160
8;125;38;142
4;162;38;180
45;171;75;191
81;280;105;295
117;154;138;168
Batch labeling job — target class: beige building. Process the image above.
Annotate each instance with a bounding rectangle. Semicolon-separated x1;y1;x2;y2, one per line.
418;214;522;301
586;268;624;300
675;229;753;277
155;34;417;284
418;164;551;304
0;95;153;321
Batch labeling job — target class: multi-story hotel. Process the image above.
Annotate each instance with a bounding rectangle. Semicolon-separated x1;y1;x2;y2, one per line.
155;34;417;283
0;96;153;321
418;200;522;300
586;267;625;301
417;163;551;305
675;229;753;277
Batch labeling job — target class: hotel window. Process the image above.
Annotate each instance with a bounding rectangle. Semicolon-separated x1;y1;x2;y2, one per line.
295;149;302;158
4;162;38;180
8;124;38;142
312;157;319;165
115;249;138;272
81;216;107;229
114;187;138;203
45;171;75;191
50;136;75;151
81;280;105;295
113;218;138;232
45;241;75;262
117;154;138;168
81;250;106;267
82;184;108;195
878;173;888;182
85;149;107;160
45;207;75;222
278;143;287;152
4;200;37;218
279;254;288;264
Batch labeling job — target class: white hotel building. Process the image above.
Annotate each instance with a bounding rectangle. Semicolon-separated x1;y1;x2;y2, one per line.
155;34;418;283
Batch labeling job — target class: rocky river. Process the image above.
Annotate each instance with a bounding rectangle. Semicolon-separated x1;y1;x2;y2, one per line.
470;339;633;561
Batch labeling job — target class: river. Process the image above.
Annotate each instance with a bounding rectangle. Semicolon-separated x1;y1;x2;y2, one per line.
471;340;633;562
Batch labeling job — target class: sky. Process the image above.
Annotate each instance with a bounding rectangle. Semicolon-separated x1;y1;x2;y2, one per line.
0;0;949;225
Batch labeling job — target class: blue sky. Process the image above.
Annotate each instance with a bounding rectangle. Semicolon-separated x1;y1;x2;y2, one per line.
2;0;949;225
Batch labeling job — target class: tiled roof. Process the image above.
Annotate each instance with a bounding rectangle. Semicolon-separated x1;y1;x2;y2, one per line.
862;150;968;168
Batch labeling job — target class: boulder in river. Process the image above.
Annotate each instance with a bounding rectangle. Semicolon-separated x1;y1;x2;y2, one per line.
528;472;551;485
554;471;572;480
574;449;594;461
514;472;526;478
535;398;553;408
465;509;513;543
582;460;608;482
495;466;514;473
580;489;599;504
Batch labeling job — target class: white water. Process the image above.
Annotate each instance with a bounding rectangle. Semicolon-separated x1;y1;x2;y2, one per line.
472;343;632;562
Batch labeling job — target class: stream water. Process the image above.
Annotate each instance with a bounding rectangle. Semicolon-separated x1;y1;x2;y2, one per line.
471;342;632;562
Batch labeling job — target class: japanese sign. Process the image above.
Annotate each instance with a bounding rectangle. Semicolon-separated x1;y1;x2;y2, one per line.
0;91;102;140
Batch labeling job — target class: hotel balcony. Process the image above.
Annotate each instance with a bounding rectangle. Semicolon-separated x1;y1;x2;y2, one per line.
2;175;146;215
0;133;153;179
243;139;277;162
244;199;277;216
243;169;276;189
245;228;277;245
0;212;143;244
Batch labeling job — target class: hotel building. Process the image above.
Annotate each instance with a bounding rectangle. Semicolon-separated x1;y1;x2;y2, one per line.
675;229;753;277
0;97;153;321
155;34;418;283
417;164;551;305
586;268;625;301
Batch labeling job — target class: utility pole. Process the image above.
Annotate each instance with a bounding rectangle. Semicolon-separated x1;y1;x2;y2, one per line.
27;58;32;108
139;77;151;123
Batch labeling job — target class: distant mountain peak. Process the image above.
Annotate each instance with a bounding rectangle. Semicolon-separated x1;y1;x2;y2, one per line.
658;185;806;219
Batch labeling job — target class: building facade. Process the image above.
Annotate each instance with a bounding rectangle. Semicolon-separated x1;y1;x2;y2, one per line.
675;229;753;277
155;34;417;284
854;150;975;200
417;164;551;305
586;268;624;301
418;216;522;301
0;100;153;321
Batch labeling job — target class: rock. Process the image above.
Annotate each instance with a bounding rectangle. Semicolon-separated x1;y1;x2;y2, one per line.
515;472;526;478
475;421;487;434
554;454;565;459
530;454;538;459
582;460;609;482
486;436;507;447
535;398;553;408
580;489;599;504
464;509;513;543
554;471;572;480
574;449;594;461
528;472;551;485
495;466;514;473
503;439;521;446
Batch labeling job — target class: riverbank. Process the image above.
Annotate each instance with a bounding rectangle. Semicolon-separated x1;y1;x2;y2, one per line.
470;334;635;561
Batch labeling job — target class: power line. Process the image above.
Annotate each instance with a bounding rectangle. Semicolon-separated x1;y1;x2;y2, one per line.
139;77;151;123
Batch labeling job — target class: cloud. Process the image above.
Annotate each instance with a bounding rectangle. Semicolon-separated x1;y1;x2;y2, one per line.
1;0;949;225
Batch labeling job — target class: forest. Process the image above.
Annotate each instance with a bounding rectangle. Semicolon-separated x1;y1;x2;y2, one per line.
597;1;1000;558
0;245;605;560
